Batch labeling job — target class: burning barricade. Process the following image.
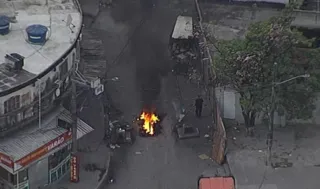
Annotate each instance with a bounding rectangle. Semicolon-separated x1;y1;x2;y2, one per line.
137;112;162;137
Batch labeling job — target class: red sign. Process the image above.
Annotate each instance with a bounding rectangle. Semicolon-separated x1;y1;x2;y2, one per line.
0;153;13;168
70;154;79;183
16;131;72;167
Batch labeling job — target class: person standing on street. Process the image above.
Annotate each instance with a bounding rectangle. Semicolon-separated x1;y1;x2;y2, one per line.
195;95;204;118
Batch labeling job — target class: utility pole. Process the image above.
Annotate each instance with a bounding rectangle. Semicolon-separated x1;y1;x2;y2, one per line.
267;62;277;166
267;80;276;166
69;66;78;153
70;64;80;183
38;79;42;129
103;80;110;141
266;63;310;166
71;68;78;154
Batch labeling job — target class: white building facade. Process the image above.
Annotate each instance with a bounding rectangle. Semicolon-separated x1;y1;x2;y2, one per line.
215;87;320;126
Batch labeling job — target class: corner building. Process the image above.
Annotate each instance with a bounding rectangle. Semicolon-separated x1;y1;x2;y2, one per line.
0;1;92;189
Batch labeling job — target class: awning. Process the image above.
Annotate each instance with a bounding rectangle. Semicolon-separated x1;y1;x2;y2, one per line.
0;106;94;168
58;108;94;139
172;16;193;39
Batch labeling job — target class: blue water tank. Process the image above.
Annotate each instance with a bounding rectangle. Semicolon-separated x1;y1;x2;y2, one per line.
0;16;10;35
26;24;48;44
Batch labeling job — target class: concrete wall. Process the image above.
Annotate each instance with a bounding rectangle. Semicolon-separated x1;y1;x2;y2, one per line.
215;87;320;125
292;10;320;29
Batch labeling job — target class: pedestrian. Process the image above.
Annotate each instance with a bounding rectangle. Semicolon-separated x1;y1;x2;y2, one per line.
195;95;203;118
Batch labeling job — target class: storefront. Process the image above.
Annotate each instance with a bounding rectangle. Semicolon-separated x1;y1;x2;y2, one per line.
48;144;71;183
0;107;93;189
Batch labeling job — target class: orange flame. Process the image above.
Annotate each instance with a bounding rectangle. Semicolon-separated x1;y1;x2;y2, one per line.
139;112;159;135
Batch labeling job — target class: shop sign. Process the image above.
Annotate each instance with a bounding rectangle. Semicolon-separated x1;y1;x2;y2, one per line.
16;131;72;167
70;154;79;183
0;153;13;168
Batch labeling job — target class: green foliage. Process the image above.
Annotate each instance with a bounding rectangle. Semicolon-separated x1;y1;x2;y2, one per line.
213;7;320;125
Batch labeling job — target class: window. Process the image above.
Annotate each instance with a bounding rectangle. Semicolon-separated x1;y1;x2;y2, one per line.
0;166;8;182
12;169;28;185
59;60;68;80
48;146;70;169
21;93;31;107
4;95;20;113
49;155;70;183
48;146;71;183
72;53;76;64
62;163;67;175
50;171;57;183
57;167;62;178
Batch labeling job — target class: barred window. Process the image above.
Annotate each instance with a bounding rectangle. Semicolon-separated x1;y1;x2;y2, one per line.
4;95;20;113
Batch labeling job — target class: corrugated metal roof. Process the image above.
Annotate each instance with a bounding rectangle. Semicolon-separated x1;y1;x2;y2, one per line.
77;119;94;139
0;107;67;161
172;16;193;39
0;107;94;161
58;109;94;139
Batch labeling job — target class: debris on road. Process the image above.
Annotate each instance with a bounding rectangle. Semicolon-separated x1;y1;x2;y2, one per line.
198;154;210;160
135;151;142;155
177;124;200;139
169;16;201;77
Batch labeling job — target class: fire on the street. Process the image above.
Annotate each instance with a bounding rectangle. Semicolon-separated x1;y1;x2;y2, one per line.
138;112;160;136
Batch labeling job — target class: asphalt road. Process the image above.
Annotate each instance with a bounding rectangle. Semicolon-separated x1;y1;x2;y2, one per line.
79;0;221;188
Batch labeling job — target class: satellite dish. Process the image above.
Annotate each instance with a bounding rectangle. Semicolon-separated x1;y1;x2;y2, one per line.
55;88;61;97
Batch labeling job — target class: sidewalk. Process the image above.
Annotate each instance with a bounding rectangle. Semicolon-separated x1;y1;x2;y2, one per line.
173;75;228;174
174;75;213;153
45;145;111;189
226;123;320;189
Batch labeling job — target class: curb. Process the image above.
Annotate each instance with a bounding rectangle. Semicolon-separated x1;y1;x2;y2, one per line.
94;152;112;189
223;158;232;176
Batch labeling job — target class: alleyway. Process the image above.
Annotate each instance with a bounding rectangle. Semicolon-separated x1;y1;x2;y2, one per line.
79;0;223;188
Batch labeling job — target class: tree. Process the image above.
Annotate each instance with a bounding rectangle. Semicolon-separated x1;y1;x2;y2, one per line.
213;7;320;135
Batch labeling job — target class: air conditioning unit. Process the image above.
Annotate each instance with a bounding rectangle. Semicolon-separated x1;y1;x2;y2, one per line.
4;53;24;71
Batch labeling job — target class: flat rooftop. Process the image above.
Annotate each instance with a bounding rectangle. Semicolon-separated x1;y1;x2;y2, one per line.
0;0;82;92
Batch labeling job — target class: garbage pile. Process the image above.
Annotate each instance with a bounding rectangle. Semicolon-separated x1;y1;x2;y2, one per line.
170;22;201;76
